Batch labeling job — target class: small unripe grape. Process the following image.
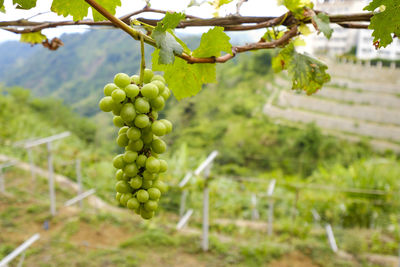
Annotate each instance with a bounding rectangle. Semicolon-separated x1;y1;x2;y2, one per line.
151;139;166;154
104;83;118;96
161;87;171;100
136;189;149;203
120;193;133;206
148;187;161;200
113;116;125;127
124;163;138;177
117;133;129;147
152;121;166;136
113;154;125;169
112;102;123;116
143;68;154;84
141;131;153;145
134;97;150;114
118;126;129;135
120;103;136;122
153;180;167;194
129;176;142;189
146;156;160;173
140;209;154;220
151;80;165;94
122;173;130;181
127;139;143;152
142;170;155;180
142;179;153;189
134;114;150;128
150;111;158;120
151;75;166;84
160;119;173;134
159;159;168;173
144;200;158;212
115;169;124;180
125;84;140;99
99;96;114;112
123;151;138;163
114;73;131;88
116;181;132;193
116;192;122;202
131;75;140;84
141;83;158;99
136;155;147;167
126;127;141;141
127;197;140;210
150;96;165;111
112;88;126;103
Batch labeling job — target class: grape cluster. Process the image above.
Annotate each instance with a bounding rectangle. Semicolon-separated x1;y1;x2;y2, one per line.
99;69;171;219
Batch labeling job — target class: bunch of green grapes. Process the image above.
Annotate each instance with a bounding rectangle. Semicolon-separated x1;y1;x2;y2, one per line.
98;69;171;219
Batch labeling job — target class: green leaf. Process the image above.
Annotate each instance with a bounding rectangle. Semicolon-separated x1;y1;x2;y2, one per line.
278;0;313;16
193;26;232;57
167;29;191;54
152;30;183;64
273;43;330;95
20;31;47;44
0;1;5;13
364;0;400;48
154;12;185;32
51;0;90;21
312;13;333;39
91;0;121;22
13;0;36;9
152;49;215;100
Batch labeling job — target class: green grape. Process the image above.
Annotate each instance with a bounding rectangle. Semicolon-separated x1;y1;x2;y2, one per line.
159;159;168;173
150;110;158;120
124;163;138;177
134;97;150;114
143;68;154;83
141;83;158;99
123;151;138;163
141;131;153;145
122;173;131;181
146;156;160;173
112;102;123;116
134;114;150;128
118;126;129;135
113;116;125;127
151;121;166;136
127;197;140;210
151;80;165;94
125;84;140;99
126;127;141;140
129;176;142;189
148;187;161;200
151;139;166;154
127;139;144;152
120;193;133;206
140;208;154;220
131;75;140;84
142;179;153;189
134;207;141;215
115;181;132;193
150;96;165;111
120;103;136;122
144;200;158;211
112;88;126;103
137;189;149;203
115;169;124;180
142;170;155;180
153;180;167;194
161;87;171;100
117;133;129;147
160;119;173;134
99;96;114;112
136;154;147;167
104;83;118;96
116;192;122;202
114;73;131;88
151;75;166;84
113;154;125;169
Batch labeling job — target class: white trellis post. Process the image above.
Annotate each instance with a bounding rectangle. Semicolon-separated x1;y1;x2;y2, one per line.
325;224;338;253
0;161;17;194
267;179;276;236
311;208;321;225
64;188;96;207
176;209;194;230
251;194;259;220
178;172;193;218
0;233;40;267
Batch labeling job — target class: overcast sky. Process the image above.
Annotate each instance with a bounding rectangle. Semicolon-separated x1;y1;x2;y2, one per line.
0;0;287;43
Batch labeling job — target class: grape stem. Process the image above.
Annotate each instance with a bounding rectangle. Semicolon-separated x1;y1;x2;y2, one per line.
139;34;145;86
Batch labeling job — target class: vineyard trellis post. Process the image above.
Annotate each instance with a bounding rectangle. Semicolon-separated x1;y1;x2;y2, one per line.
0;233;40;267
251;193;259;220
267;179;276;236
325;224;338;253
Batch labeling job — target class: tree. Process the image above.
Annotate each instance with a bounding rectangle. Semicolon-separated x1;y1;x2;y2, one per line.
0;0;398;99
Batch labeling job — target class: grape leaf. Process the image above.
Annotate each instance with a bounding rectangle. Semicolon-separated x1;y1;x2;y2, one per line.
91;0;121;21
20;31;46;44
13;0;36;9
312;13;333;39
51;0;89;21
273;43;330;95
0;0;4;12
154;12;185;31
364;0;400;48
278;0;313;16
192;26;232;57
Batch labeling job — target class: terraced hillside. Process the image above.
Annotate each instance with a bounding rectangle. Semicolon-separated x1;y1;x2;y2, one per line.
264;61;400;152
